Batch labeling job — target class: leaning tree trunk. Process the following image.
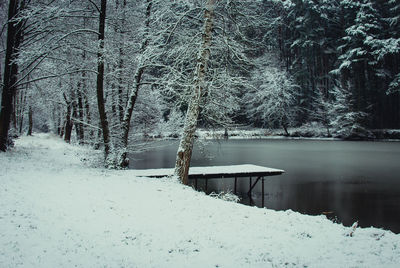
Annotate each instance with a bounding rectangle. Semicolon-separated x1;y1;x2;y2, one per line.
174;0;215;185
0;0;24;151
96;0;111;158
118;0;152;168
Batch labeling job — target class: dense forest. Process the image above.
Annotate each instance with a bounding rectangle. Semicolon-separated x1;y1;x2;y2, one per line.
1;0;399;171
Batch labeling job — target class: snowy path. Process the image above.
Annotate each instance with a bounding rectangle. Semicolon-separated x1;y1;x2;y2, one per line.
1;134;399;267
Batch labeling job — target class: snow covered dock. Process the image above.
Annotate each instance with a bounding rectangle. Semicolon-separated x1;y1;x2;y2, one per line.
131;164;284;205
130;164;284;178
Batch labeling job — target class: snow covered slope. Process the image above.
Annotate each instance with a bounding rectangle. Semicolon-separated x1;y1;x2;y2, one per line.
1;134;399;267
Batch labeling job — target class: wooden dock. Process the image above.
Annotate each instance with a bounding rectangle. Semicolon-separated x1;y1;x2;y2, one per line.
131;164;284;207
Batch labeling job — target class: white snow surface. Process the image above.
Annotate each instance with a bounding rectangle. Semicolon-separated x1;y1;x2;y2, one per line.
1;134;399;267
131;164;284;178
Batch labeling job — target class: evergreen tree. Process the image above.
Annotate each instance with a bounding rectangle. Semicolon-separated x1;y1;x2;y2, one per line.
329;84;371;139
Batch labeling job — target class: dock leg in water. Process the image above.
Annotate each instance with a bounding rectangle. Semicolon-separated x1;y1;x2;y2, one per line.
248;177;252;197
262;177;265;207
234;177;237;194
248;176;261;197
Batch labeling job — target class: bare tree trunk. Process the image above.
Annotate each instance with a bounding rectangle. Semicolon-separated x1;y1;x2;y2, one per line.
83;88;93;139
96;0;111;158
117;52;125;123
18;89;27;134
12;92;17;129
63;94;73;143
118;0;152;167
80;17;91;142
0;0;24;151
282;123;289;136
117;0;127;123
27;106;33;136
55;107;62;136
72;95;79;141
75;87;85;143
174;0;215;185
58;109;64;137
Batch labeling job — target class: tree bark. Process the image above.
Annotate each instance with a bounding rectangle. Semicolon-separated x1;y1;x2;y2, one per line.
27;105;33;136
0;0;24;151
174;0;215;185
59;113;65;137
12;92;17;129
63;95;73;143
96;0;111;158
117;0;128;124
18;89;27;134
75;87;85;143
83;87;93;140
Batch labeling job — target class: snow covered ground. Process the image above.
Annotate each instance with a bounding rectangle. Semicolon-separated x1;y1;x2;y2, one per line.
1;134;400;267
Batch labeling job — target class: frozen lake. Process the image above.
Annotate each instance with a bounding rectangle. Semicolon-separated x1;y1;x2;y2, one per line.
130;139;400;233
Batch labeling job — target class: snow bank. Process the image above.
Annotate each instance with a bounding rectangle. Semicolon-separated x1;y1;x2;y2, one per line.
1;134;399;267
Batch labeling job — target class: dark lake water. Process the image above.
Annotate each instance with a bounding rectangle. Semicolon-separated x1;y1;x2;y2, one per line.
129;139;400;233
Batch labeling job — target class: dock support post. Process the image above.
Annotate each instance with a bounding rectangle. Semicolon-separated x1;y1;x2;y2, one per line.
248;176;261;197
205;178;208;192
234;177;237;194
195;178;198;189
262;177;265;207
248;177;252;196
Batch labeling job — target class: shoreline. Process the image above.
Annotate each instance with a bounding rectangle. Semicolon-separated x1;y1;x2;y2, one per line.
142;128;400;142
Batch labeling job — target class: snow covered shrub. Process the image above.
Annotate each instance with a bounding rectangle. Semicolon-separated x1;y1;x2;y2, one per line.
209;191;241;203
79;146;104;168
292;122;329;137
6;134;15;149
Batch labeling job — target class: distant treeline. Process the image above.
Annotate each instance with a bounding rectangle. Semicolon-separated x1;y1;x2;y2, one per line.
251;0;400;130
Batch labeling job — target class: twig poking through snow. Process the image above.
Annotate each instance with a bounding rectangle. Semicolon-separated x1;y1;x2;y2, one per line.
349;221;358;237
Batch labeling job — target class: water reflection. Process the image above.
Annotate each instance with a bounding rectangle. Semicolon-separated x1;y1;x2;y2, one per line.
129;139;400;233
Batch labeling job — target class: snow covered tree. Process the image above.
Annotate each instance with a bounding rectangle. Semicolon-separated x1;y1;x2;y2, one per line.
1;0;102;148
1;0;159;165
116;0;153;167
0;1;7;86
333;0;400;128
310;89;331;137
377;0;400;95
95;0;111;158
0;0;26;151
245;55;299;136
147;0;263;184
328;83;370;139
174;0;217;185
111;0;261;181
265;0;341;124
